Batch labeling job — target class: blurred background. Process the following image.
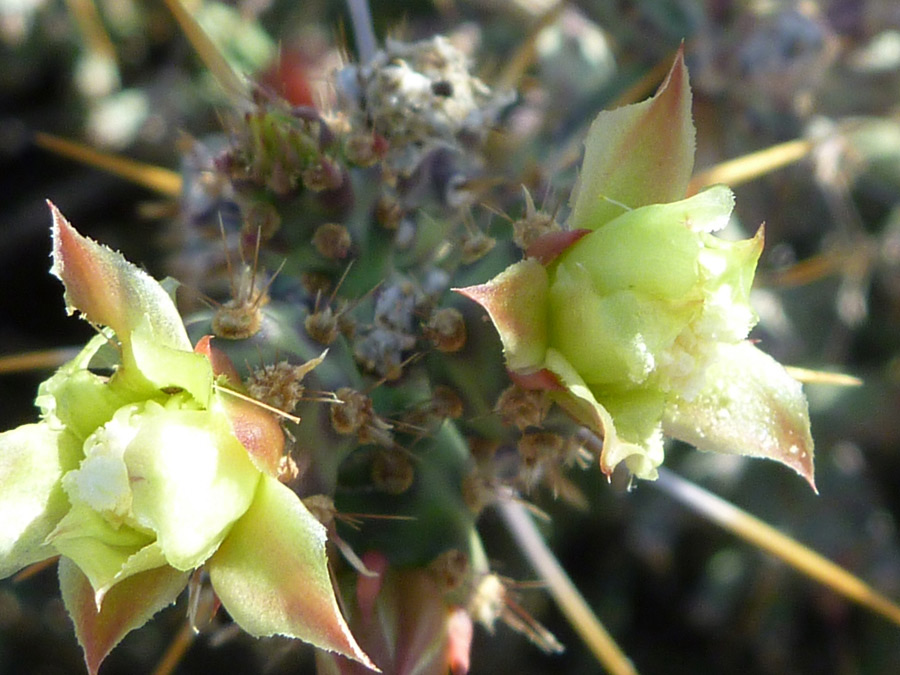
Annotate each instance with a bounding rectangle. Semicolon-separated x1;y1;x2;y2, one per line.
2;0;900;673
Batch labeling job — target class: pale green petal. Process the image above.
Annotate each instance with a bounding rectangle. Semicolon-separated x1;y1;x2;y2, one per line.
43;370;131;441
95;542;168;604
592;385;667;451
693;227;763;342
124;409;260;570
50;203;192;353
622;430;665;480
129;318;213;407
663;341;815;488
672;184;736;233
207;475;375;668
543;348;660;479
36;334;131;440
561;188;736;301
569;49;695;229
549;263;693;386
63;451;132;522
61;404;146;524
48;503;154;595
0;423;80;578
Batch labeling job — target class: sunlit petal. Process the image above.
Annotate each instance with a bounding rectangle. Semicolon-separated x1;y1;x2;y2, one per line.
208;475;376;669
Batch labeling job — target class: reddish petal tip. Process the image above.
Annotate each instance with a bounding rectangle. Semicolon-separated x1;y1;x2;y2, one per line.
525;229;591;265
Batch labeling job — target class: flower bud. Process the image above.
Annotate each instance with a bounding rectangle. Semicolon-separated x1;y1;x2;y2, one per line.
457;52;814;488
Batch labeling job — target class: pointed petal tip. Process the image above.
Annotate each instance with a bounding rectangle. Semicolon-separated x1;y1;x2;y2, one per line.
45;201;194;353
663;342;817;492
447;608;473;675
207;477;378;671
569;43;695;229
783;442;817;494
194;335;242;385
48;201;89;268
807;475;818;495
454;260;550;372
655;45;691;124
662;44;687;92
59;558;189;675
451;283;487;305
45;201;122;330
48;200;74;283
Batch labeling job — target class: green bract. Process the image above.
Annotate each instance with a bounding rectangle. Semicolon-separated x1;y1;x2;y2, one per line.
458;51;814;487
0;205;374;674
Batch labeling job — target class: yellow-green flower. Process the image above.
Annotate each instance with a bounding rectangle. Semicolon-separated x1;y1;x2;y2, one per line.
0;205;374;674
459;51;814;487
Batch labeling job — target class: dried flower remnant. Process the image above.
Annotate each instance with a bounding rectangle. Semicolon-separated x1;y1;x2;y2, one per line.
512;188;561;251
211;264;269;340
459;228;497;264
330;387;375;436
425;307;467;353
431;385;465;420
371;449;415;495
246;351;328;413
337;35;511;172
468;574;564;655
301;157;345;192
495;385;551;430
306;303;342;345
313;223;353;260
353;281;421;380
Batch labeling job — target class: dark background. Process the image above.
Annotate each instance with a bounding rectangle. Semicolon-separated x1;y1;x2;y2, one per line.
3;1;900;673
